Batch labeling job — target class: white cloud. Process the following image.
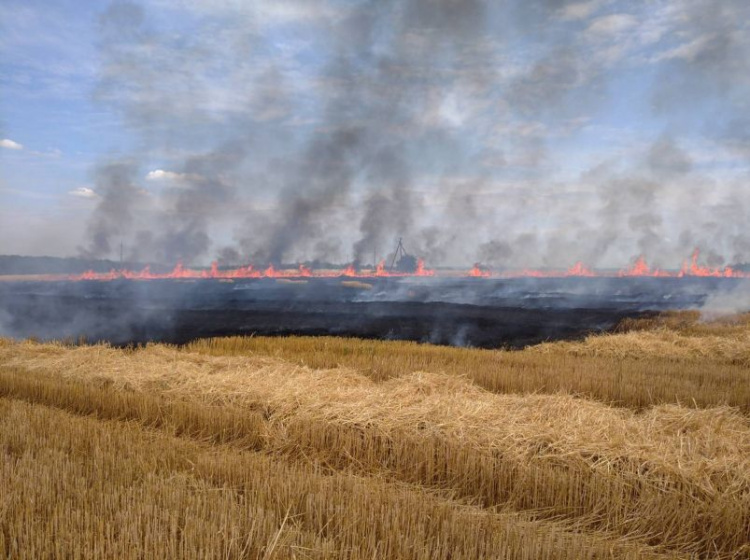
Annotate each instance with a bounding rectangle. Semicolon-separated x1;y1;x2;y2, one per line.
256;3;340;24
652;34;714;63
145;169;198;182
68;187;97;198
559;1;604;21
146;169;178;181
587;14;638;36
0;138;23;150
492;120;548;140
156;0;343;25
30;147;63;158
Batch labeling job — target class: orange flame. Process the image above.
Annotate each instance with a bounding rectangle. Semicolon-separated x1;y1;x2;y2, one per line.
468;264;491;278
500;249;749;279
60;248;749;281
617;256;670;277
414;258;435;277
565;262;594;277
340;264;357;277
679;249;740;278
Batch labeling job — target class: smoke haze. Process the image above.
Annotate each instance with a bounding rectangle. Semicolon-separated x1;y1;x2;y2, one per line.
3;0;750;269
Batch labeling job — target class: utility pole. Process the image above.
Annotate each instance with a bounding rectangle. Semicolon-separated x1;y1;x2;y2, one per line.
389;238;405;271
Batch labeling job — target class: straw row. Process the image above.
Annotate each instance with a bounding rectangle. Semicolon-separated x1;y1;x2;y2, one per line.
1;348;748;557
0;397;683;559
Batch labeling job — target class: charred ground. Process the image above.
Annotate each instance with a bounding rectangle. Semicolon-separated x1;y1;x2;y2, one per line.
0;276;741;348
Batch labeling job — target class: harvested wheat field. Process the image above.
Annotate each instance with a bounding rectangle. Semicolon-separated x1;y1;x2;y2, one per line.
1;312;749;559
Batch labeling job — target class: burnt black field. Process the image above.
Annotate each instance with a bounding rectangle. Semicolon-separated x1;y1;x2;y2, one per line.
0;276;742;348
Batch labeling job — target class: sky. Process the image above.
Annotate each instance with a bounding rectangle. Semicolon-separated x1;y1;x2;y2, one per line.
1;0;749;268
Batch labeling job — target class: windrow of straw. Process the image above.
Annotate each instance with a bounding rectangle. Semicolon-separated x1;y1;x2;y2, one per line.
182;331;750;410
532;329;750;365
1;338;748;557
0;398;682;560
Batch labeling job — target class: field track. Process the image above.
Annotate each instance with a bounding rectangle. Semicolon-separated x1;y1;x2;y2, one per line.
1;312;749;559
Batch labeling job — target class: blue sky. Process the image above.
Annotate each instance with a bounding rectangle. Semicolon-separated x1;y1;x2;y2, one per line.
1;0;749;267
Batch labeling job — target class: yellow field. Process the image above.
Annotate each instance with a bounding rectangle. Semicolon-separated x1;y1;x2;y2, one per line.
1;312;749;559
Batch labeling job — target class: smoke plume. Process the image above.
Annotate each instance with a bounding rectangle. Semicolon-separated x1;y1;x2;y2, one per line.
76;0;750;270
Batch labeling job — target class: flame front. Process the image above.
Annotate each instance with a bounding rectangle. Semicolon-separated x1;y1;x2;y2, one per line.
565;262;594;277
61;248;749;281
468;265;491;278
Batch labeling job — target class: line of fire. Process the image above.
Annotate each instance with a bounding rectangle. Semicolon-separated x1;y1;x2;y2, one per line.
58;244;750;282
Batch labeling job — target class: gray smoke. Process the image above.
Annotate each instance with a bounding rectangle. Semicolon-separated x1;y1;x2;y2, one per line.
132;146;243;264
701;282;750;319
84;1;257;265
354;147;417;265
478;240;513;267
78;0;750;269
253;0;492;265
79;161;141;259
256;127;367;265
